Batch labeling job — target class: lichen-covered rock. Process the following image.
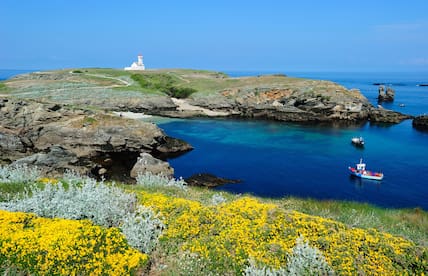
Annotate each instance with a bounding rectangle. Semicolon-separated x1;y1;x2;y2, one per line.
130;152;174;178
0;98;191;179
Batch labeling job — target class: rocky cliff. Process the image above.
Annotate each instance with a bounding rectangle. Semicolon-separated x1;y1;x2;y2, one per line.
0;98;192;180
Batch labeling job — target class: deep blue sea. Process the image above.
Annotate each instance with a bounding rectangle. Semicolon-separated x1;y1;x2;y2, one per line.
1;70;428;210
158;71;428;210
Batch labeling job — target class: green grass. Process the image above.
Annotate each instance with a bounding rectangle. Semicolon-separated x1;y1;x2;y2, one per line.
0;82;9;93
0;182;45;202
130;72;197;98
3;68;352;104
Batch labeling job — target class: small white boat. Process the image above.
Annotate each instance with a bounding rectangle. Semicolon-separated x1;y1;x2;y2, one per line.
348;159;383;180
351;136;364;147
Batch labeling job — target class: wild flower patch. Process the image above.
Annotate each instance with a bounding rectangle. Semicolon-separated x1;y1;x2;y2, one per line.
139;192;428;275
0;210;147;275
0;176;163;253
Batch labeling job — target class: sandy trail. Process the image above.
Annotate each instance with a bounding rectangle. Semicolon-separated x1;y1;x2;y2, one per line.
171;98;230;116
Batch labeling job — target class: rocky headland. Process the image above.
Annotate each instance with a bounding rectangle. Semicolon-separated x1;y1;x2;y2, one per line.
1;69;411;124
0;69;413;180
0;98;191;180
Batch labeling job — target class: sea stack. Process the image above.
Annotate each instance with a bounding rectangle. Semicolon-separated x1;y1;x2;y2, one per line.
378;85;395;102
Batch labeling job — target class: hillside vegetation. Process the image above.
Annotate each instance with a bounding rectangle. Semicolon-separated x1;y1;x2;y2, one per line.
0;166;426;275
0;68;356;105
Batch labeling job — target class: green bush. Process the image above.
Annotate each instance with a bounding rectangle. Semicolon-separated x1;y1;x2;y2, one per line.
165;86;197;98
131;74;197;98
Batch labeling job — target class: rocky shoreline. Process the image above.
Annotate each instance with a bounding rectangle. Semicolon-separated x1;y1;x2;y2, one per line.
0;69;418;182
0;98;192;181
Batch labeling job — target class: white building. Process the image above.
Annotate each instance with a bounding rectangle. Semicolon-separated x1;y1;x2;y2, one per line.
124;54;145;70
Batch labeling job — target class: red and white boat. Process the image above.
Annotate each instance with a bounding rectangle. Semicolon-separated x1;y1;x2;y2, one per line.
348;159;383;181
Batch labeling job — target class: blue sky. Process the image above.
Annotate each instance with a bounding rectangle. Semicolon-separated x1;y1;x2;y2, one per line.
1;0;428;72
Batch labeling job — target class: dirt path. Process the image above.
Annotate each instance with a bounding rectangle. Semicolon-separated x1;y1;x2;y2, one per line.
81;73;131;87
167;72;190;83
171;97;230;116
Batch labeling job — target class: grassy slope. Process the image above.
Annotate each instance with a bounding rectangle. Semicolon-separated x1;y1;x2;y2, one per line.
1;179;426;247
1;179;427;275
1;68;353;102
123;184;427;248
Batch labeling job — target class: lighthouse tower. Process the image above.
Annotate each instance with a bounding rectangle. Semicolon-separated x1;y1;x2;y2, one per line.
137;54;144;67
124;54;145;70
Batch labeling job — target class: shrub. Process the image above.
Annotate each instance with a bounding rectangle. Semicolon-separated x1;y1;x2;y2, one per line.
0;164;41;184
120;205;164;253
165;86;197;98
243;237;334;276
130;73;197;98
243;259;287;276
136;172;187;190
139;193;428;275
0;210;147;275
0;175;163;253
211;193;227;205
285;236;334;275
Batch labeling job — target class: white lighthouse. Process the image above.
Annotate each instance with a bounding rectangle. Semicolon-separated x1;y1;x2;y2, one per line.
124;54;145;70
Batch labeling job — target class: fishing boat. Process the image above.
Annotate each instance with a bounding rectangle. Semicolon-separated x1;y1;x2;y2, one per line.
348;159;383;180
351;136;364;147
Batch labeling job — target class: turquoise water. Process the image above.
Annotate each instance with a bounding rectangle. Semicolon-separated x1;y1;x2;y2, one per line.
159;118;428;210
158;72;428;210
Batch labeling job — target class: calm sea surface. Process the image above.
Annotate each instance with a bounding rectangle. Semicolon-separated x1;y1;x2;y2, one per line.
158;71;428;210
1;70;428;210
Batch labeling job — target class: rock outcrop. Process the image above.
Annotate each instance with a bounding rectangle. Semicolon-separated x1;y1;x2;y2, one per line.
185;173;241;187
0;98;192;180
130;152;174;178
184;87;408;124
378;85;395;102
368;107;413;123
412;115;428;131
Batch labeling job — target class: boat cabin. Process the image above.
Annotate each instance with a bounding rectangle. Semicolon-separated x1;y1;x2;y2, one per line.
356;159;366;171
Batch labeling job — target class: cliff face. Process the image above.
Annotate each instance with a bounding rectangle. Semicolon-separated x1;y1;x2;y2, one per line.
0;98;192;180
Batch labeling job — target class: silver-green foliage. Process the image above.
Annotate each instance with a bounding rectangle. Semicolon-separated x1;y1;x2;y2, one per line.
285;236;334;275
136;172;187;189
121;205;164;252
243;259;287;276
210;193;227;205
0;164;41;184
0;175;163;253
243;236;334;276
